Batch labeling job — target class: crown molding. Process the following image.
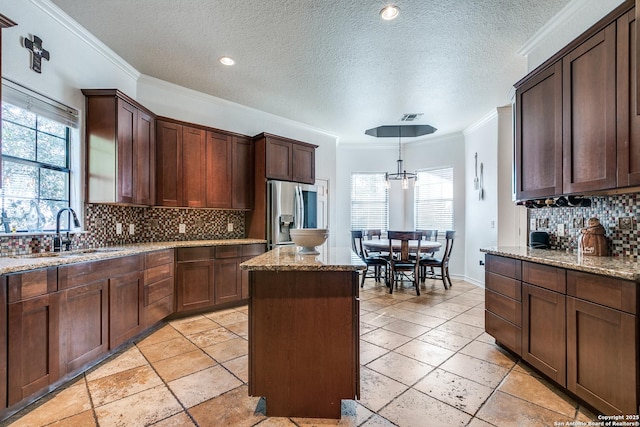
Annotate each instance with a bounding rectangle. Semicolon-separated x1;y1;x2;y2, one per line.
463;109;498;135
29;0;140;81
517;0;588;57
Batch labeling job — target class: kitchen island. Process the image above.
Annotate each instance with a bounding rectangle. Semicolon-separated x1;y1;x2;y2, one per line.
240;245;365;419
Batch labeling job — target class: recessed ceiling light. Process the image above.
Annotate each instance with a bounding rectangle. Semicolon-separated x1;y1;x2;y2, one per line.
380;5;400;20
219;56;235;66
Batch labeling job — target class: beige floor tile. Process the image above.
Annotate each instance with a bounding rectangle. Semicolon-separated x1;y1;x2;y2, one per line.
381;319;430;338
136;324;183;348
447;295;485;308
86;346;148;382
358;367;408;412
418;305;460;320
414;368;494;414
186;326;238;348
360;312;397;328
464;307;486;318
453;312;485;328
88;364;163;407
359;414;397;426
395;339;455;366
150;411;196;426
361;299;396;312
475;331;497;345
188;385;265;427
459;340;517;369
169;365;242;408
94;384;182;426
254;417;299;426
222;355;249;383
203;309;247;325
360;322;378;335
361;328;413;350
498;369;577;417
47;410;96;426
575;405;598;422
366;351;434;386
7;379;92;427
434;320;484;340
225;320;248;337
152;349;217;382
170;316;219;335
476;390;570;426
379;388;472;426
400;311;448;328
235;306;249;314
375;306;419;320
202;336;248;362
467;417;496;427
138;336;199;362
440;353;509;388
366;296;402;308
432;301;471;313
359;341;389;364
417;328;474;352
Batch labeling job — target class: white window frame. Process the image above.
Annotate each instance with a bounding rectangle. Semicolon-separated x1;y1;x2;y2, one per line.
414;167;454;234
350;172;389;232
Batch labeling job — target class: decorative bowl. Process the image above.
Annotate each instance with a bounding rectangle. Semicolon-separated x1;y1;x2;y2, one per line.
289;228;329;254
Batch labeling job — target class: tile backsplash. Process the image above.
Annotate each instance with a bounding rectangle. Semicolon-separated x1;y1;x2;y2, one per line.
0;204;246;256
528;193;640;257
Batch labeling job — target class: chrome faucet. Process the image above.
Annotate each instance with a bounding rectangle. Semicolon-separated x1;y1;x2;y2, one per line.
53;207;81;252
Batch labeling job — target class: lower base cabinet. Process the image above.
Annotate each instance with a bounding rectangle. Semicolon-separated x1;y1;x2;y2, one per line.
109;270;144;349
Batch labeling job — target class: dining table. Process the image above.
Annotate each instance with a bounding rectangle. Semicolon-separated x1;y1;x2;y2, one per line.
362;239;441;254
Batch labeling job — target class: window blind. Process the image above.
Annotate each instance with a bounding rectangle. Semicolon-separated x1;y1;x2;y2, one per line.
2;78;79;128
350;172;388;231
415;167;454;233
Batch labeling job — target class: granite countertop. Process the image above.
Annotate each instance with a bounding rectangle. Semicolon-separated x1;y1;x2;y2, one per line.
0;239;266;275
482;246;640;281
240;244;366;272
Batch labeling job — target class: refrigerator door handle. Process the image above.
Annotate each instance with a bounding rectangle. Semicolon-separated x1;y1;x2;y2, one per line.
295;186;304;229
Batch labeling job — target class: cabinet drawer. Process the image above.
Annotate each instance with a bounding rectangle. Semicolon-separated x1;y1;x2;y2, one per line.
485;310;521;355
146;294;174;326
485;272;521;301
567;270;636;314
177;246;215;261
242;243;266;256
145;263;173;284
145;249;174;268
7;268;57;303
145;277;174;306
522;261;566;293
485;254;521;279
59;255;143;290
486;289;521;326
215;245;242;258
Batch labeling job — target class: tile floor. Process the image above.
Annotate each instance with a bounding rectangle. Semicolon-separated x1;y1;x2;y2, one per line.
2;277;599;426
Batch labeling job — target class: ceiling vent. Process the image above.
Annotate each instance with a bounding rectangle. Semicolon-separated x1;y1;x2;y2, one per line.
400;113;423;122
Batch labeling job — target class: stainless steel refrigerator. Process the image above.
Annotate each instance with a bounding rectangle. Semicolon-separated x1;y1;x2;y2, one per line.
267;180;318;249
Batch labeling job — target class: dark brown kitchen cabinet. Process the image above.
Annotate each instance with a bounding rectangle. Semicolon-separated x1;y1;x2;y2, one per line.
0;15;17;190
232;136;254;209
59;279;108;375
514;62;563;200
566;270;638;415
144;249;175;327
156;120;207;207
484;254;522;355
562;23;617;194
213;246;241;305
617;8;640;186
206;130;232;208
109;270;144;349
241;244;266;299
257;133;317;184
176;247;216;312
0;277;5;410
7;268;60;406
83;89;156;205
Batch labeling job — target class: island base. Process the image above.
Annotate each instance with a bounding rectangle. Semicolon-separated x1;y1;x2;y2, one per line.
248;270;360;419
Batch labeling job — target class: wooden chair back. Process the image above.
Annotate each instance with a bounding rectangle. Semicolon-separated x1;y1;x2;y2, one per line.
363;229;382;240
416;229;438;242
387;231;422;262
441;230;456;264
350;230;365;259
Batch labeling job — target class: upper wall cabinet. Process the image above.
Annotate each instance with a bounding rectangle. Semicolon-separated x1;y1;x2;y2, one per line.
83;89;156;206
514;1;634;200
256;133;317;184
156;118;254;209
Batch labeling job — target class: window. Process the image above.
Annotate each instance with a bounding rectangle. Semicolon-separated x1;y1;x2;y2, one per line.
350;172;388;231
415;167;454;233
1;80;78;232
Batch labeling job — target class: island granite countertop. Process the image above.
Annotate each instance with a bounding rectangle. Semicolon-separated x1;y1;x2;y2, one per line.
0;239;266;275
240;244;366;272
482;246;640;281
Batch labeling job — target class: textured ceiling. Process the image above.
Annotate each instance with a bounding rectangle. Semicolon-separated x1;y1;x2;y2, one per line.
50;0;571;143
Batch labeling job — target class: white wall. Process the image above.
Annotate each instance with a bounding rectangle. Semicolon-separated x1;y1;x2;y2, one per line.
336;133;466;277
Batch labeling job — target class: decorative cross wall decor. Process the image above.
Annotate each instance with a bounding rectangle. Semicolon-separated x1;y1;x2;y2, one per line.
23;35;50;73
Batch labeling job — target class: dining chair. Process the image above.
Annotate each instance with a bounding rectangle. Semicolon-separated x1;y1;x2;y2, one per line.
387;231;422;295
362;228;388;258
416;229;439;277
419;230;455;289
351;230;388;288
